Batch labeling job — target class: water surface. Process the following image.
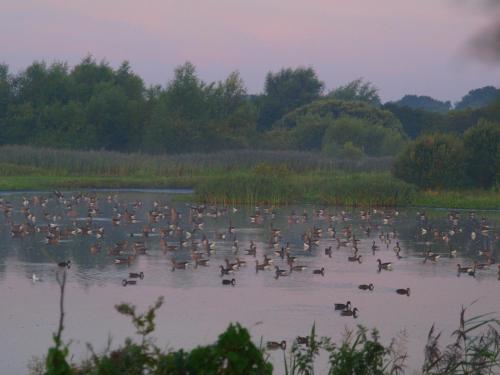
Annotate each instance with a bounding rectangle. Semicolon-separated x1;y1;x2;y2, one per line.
0;190;498;373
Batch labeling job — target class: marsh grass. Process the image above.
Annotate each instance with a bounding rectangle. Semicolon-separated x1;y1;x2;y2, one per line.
0;145;392;176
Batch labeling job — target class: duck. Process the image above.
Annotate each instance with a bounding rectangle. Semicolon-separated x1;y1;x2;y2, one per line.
377;259;392;271
222;278;236;286
334;301;351;311
266;340;286;350
324;246;332;258
340;307;359;318
396;287;410;296
312;267;325;276
57;260;71;269
358;283;374;291
32;273;41;282
128;272;144;279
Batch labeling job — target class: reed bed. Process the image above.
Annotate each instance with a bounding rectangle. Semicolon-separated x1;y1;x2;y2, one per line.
0;145;392;176
196;171;416;207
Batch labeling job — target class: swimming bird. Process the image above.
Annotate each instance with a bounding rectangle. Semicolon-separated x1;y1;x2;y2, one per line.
396;288;410;296
32;273;41;282
57;260;71;269
334;301;351;311
275;266;290;278
266;340;286;350
222;278;236;286
358;283;374;291
312;267;325;276
128;272;144;279
377;259;392;271
122;279;137;286
340;307;359;318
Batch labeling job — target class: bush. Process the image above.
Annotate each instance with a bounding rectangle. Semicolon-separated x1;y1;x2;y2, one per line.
393;133;466;189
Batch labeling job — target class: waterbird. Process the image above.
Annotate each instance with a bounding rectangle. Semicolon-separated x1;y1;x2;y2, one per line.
334;301;351;311
377;259;392;271
122;279;137;286
32;273;41;282
396;288;410;296
312;267;325;276
128;272;144;279
340;307;359;318
222;278;236;286
358;283;374;291
57;260;71;269
266;340;286;350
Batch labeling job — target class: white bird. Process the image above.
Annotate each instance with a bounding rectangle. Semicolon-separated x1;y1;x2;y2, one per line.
32;273;41;282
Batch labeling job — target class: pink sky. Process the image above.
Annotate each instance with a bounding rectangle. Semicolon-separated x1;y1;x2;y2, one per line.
1;0;499;102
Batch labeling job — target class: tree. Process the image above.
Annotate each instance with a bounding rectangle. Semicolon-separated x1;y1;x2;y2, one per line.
257;67;324;131
328;78;381;106
463;120;500;188
321;116;406;157
393;133;466;189
455;86;500;110
392;95;451;113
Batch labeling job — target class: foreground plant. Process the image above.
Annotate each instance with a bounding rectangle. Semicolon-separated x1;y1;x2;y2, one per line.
422;306;500;375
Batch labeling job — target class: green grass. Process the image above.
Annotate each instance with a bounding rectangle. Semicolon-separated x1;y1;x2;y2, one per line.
0;145;498;209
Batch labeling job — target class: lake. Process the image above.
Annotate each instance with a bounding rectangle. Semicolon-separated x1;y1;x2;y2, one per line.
0;190;498;374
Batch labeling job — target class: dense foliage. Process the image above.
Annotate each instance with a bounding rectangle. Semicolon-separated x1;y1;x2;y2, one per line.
394;120;500;189
391;95;451;113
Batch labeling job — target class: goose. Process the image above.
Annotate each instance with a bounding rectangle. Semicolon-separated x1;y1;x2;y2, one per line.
324;246;332;258
334;301;351;311
340;307;359;318
275;266;290;277
57;260;71;269
358;283;374;291
171;260;189;271
194;258;210;268
115;256;135;265
225;258;240;271
457;264;473;273
122;279;137;286
348;254;362;263
290;264;307;272
377;259;392;270
396;288;410;296
372;241;380;254
266;340;286;350
255;260;270;272
128;272;144;279
474;261;490;270
219;265;234;276
312;267;325;276
222;278;236;286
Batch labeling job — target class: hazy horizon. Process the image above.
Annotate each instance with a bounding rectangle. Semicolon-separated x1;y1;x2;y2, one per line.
1;0;500;102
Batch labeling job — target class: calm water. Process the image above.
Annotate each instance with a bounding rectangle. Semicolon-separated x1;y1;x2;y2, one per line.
0;190;498;374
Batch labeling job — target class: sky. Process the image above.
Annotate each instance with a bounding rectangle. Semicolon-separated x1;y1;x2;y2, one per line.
1;0;499;102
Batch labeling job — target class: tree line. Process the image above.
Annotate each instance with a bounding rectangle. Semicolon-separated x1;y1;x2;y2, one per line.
0;57;498;189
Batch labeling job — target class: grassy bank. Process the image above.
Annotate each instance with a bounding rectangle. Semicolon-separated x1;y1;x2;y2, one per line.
0;145;498;209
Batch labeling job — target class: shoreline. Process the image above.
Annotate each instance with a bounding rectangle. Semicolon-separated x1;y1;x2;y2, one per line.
1;175;499;210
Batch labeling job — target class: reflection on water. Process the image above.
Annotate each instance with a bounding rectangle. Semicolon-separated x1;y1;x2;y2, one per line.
0;190;498;373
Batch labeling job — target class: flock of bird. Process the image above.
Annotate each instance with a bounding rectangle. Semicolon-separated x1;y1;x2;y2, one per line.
0;190;499;349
